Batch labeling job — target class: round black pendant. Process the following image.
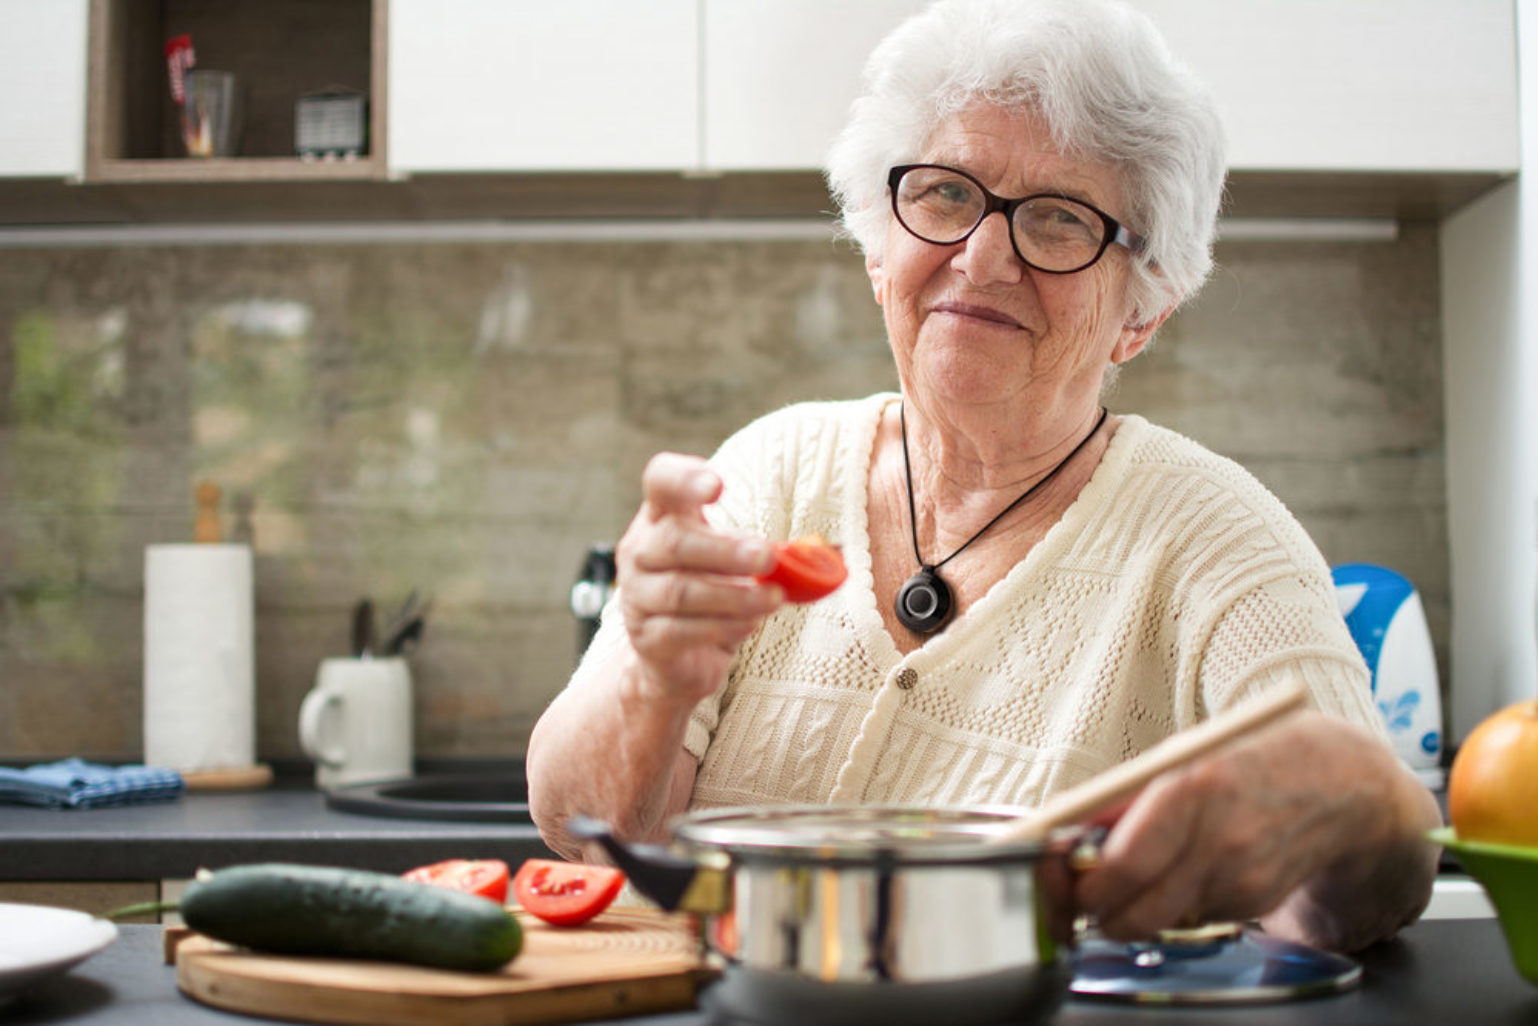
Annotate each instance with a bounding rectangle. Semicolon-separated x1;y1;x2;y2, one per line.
895;566;954;634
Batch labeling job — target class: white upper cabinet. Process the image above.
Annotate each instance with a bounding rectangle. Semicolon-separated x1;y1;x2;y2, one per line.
702;0;931;172
1135;0;1519;173
389;0;699;173
0;0;88;178
33;0;1508;182
702;0;1519;174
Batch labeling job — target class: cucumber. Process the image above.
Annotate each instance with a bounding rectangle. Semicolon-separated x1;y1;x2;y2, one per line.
179;863;521;972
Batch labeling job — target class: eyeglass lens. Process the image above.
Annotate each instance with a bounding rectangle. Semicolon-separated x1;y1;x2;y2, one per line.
892;166;1112;272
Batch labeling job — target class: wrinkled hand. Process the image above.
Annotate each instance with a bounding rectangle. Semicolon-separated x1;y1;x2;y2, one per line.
1072;712;1419;946
615;453;781;708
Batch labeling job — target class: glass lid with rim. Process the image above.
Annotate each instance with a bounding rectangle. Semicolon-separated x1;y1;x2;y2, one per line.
671;804;1047;862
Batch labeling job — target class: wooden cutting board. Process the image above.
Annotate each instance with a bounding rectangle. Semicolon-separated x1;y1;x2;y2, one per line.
173;907;716;1026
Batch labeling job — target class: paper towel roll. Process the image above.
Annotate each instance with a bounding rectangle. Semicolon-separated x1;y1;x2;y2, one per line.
143;544;255;772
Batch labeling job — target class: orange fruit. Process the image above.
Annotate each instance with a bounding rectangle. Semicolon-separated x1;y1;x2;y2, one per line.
1448;699;1538;847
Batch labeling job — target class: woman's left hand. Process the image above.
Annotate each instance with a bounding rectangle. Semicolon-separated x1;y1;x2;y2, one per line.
1071;710;1440;952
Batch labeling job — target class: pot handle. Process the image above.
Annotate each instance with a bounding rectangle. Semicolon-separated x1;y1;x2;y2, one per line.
565;814;731;914
990;681;1308;846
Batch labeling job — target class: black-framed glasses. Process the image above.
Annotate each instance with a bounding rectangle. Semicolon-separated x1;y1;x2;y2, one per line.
887;164;1146;274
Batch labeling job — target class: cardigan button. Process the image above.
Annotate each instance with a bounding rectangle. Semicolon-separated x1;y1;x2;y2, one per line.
896;667;918;690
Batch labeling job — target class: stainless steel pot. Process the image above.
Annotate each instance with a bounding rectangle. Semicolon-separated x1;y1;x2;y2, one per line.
572;805;1076;1026
568;686;1313;1023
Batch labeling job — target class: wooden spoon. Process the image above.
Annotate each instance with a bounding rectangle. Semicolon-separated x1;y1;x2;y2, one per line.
990;680;1310;846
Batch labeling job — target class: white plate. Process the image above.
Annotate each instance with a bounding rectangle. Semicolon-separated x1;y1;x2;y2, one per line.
0;904;118;1002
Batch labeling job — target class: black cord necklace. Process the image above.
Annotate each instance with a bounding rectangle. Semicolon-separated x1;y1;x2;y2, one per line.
895;404;1110;634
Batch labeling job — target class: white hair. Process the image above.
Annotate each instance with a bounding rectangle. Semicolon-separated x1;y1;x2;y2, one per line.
825;0;1227;324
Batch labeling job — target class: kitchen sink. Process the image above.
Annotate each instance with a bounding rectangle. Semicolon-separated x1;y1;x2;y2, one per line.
325;772;532;823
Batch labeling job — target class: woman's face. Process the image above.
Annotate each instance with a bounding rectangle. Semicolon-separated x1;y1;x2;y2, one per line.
868;105;1166;420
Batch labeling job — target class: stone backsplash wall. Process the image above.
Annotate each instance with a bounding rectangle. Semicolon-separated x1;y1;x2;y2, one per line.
0;224;1445;763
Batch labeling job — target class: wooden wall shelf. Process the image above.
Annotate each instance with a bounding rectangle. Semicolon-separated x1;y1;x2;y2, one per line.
86;0;387;185
88;157;388;184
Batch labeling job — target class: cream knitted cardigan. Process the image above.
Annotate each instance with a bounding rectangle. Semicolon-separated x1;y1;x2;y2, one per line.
580;394;1385;812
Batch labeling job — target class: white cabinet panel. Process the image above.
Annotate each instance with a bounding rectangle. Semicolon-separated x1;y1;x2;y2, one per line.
389;0;698;173
1134;0;1519;172
0;0;87;178
702;0;930;171
704;0;1518;174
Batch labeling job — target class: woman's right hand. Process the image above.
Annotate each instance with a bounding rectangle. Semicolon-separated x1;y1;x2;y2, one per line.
615;452;782;708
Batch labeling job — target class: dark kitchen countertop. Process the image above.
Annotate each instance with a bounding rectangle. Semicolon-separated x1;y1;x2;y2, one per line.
6;919;1537;1026
0;770;1466;881
0;779;556;881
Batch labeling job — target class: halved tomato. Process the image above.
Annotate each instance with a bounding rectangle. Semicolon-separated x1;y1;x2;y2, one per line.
401;858;510;905
512;859;626;927
756;534;847;603
709;908;739;957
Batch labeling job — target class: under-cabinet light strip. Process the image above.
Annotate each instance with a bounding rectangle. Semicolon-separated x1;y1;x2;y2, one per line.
0;216;1397;248
1218;217;1399;242
0;220;839;247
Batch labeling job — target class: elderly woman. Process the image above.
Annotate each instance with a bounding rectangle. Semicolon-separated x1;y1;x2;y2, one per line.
527;0;1440;952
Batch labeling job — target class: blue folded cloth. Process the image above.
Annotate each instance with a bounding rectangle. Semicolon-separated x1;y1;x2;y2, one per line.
0;758;185;809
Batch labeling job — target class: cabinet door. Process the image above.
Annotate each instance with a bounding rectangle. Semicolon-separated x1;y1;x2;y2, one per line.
389;0;698;173
704;0;1517;175
0;0;88;178
1133;0;1518;172
702;0;929;172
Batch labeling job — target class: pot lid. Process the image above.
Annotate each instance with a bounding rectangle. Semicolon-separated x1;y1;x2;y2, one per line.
1071;927;1362;1004
672;804;1046;863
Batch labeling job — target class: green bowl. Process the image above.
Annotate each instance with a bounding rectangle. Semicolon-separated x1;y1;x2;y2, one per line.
1431;826;1538;985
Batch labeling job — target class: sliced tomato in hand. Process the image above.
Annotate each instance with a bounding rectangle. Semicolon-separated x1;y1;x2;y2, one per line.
512;859;626;927
401;858;510;905
756;534;848;603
